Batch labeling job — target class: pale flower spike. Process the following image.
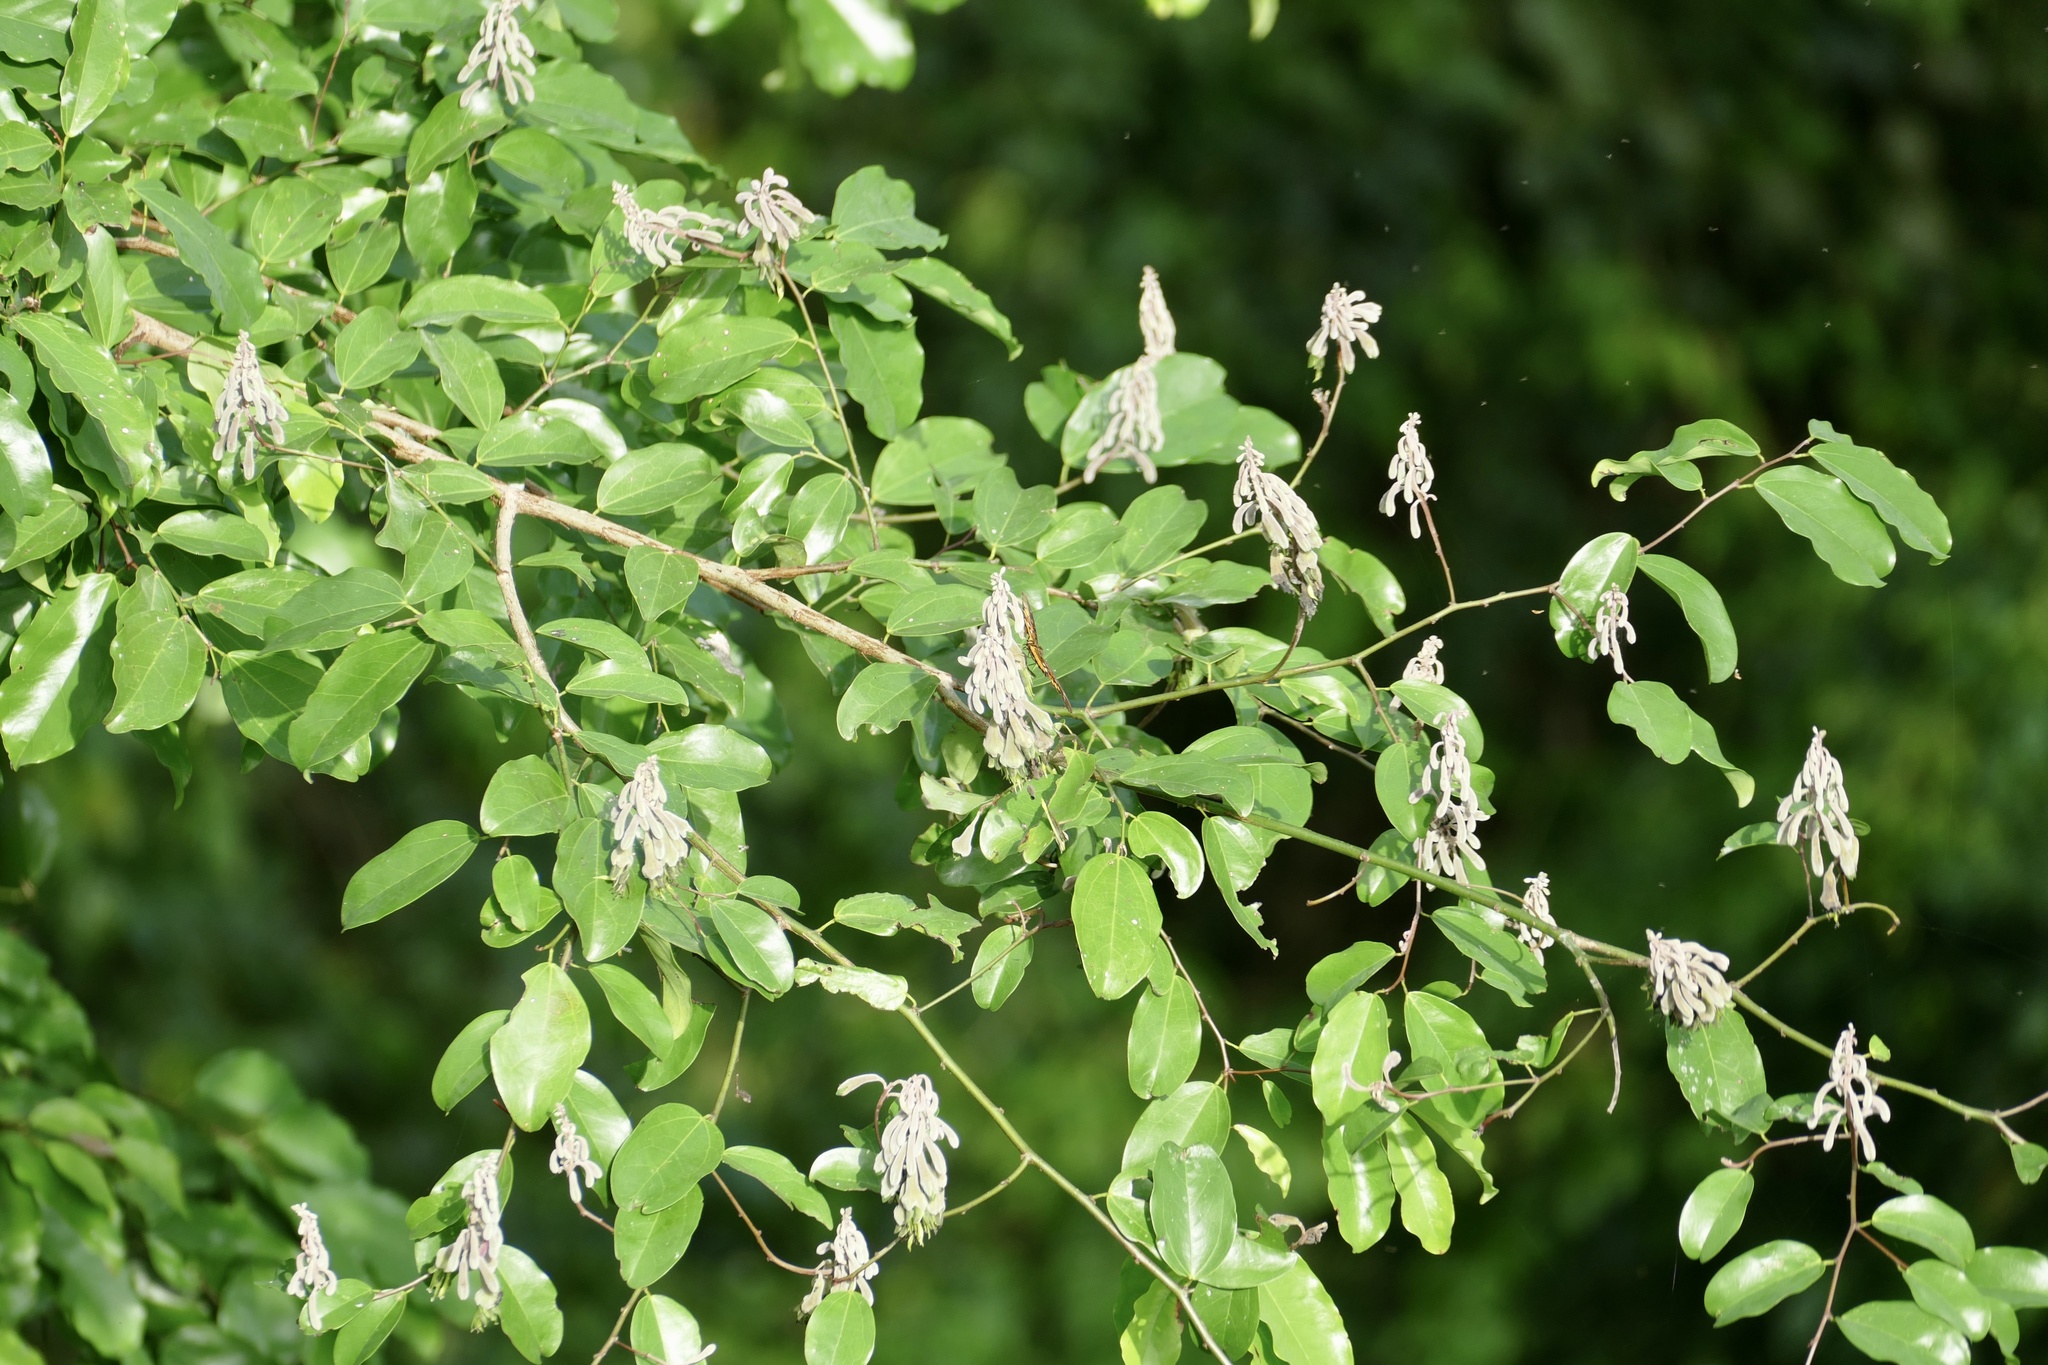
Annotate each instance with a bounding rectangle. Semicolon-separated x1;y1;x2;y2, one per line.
1413;707;1486;879
458;0;537;106
1809;1023;1890;1161
1402;635;1445;684
1231;438;1325;615
286;1203;338;1326
1518;873;1557;963
1775;727;1860;912
841;1072;959;1246
736;168;815;253
214;331;288;481
1588;588;1635;677
1082;267;1174;483
1381;411;1436;539
1645;931;1733;1028
800;1207;879;1316
548;1104;602;1204
1307;283;1382;379
433;1152;505;1313
611;182;726;269
608;757;693;893
960;572;1061;777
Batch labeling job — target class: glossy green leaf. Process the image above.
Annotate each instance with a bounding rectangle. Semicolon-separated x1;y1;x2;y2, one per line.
1126;810;1205;899
803;1288;876;1365
1590;418;1758;498
1836;1300;1969;1365
1311;990;1390;1124
614;1186;703;1287
1323;1127;1394;1253
287;631;433;770
419;327;506;430
481;755;574;836
1906;1260;2001;1342
1124;1081;1231;1172
787;471;858;564
1701;1240;1824;1324
12;314;155;484
1304;942;1397;1007
333;305;421;390
591;962;680;1061
106;609;204;733
432;1009;509;1111
59;0;127;136
407;92;506;183
831;891;976;955
401;159;476;270
1434;906;1547;1005
893;255;1021;357
0;389;50;518
1128;975;1202;1098
264;569;407;651
490;962;592;1131
495;1247;563;1363
835;661;934;739
326;220;401;296
647;315;800;403
1968;1246;2048;1309
970;923;1034;1011
1664;1012;1768;1128
247;178;342;267
135;181;265;331
1385;1115;1453;1254
1549;531;1638;660
1678;1167;1753;1261
154;509;270;561
722;1145;833;1227
332;1291;403;1365
612;1102;724;1212
1403;992;1503;1129
830;305;923;438
626;546;699;626
1232;1123;1291;1199
1072;853;1164;1000
556;818;644;961
1755;466;1896;587
1813;442;1951;561
1256;1259;1353;1365
655;723;773;790
631;1296;706;1365
0;573;116;767
830;165;945;249
1637;553;1738;683
1151;1142;1237;1280
216;91;313;163
1318;536;1404;636
1872;1195;1975;1269
712;899;795;994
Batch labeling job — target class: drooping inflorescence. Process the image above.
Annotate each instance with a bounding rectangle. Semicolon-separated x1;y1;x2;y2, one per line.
1775;727;1860;912
1307;282;1382;379
612;182;727;268
1645;931;1734;1028
1381;412;1436;539
1588;588;1635;676
548;1105;602;1204
841;1072;960;1246
213;332;288;481
1414;707;1486;879
433;1152;506;1316
286;1203;338;1325
1231;438;1325;616
736;168;815;253
609;757;693;893
459;0;537;106
1402;635;1445;684
1517;873;1558;963
801;1207;880;1316
1809;1023;1891;1161
1082;267;1177;483
959;571;1061;777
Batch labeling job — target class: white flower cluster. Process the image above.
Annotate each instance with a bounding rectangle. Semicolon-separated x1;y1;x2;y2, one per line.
1306;283;1381;379
1588;588;1634;676
1082;267;1177;484
286;1202;338;1325
459;0;536;106
839;1072;960;1246
1517;872;1558;963
1645;931;1734;1028
1413;707;1485;879
609;756;693;893
801;1207;879;1316
1775;727;1860;912
1809;1023;1891;1161
213;332;288;481
1380;412;1436;539
548;1104;602;1204
434;1152;506;1312
1231;438;1324;616
611;183;726;268
736;168;815;253
1401;635;1445;685
959;570;1060;778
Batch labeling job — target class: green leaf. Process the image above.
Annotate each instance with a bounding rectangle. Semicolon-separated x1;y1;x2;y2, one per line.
1813;442;1951;562
0;573;116;767
1311;990;1390;1124
420;327;506;430
1754;466;1896;587
970;923;1034;1011
12;314;155;486
332;1292;403;1365
264;568;407;651
1323;1127;1394;1253
0;121;53;174
326;220;401;296
803;1288;876;1365
830;306;923;439
491;962;592;1131
614;1186;703;1287
403;275;560;331
1906;1260;2002;1342
494;856;562;934
598;442;720;516
654;723;772;789
894;256;1022;358
495;1247;563;1363
79;226;130;349
831;891;977;956
555;818;644;961
632;1296;707;1365
722;1145;833;1227
432;1010;509;1111
626;546;699;625
247;179;341;267
153;509;270;561
480;755;573;836
1836;1300;1970;1365
287;630;433;770
1590;418;1757;498
787;472;858;564
884;584;985;637
1151;1142;1237;1280
1678;1168;1753;1261
407;92;507;183
1872;1195;1975;1269
1384;1115;1454;1253
1123;1081;1231;1172
333;304;426;391
216;91;314;163
795;958;910;1011
1256;1258;1354;1365
1304;942;1397;1007
1126;810;1205;899
2010;1142;2047;1186
871;416;1003;506
1203;817;1277;952
1318;536;1405;636
1664;1012;1768;1128
1968;1247;2048;1309
59;0;127;136
591;963;680;1060
830;165;945;249
1072;853;1164;1000
1118;484;1208;575
612;1102;724;1212
835;661;934;739
1549;531;1638;660
106;610;204;733
340;821;480;930
134;181;266;332
1433;906;1547;1005
1608;681;1753;804
403;158;478;270
1403;992;1503;1129
0;389;50;517
1636;553;1738;683
787;0;911;95
712;899;795;994
1128;975;1202;1098
970;465;1057;552
41;1215;143;1356
1702;1240;1824;1324
647;315;800;403
1233;1124;1291;1199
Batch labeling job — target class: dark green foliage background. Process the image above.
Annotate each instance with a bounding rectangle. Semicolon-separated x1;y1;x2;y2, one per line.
11;0;2046;1360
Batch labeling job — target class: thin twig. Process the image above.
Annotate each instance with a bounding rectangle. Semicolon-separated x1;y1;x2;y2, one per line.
1803;1163;1859;1365
591;1288;645;1365
495;486;575;733
708;1172;820;1276
709;990;750;1123
1161;932;1235;1084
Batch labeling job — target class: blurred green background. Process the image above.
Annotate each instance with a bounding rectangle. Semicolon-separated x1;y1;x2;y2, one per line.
11;0;2048;1360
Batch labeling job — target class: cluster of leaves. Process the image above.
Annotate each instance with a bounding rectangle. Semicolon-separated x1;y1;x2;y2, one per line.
0;929;422;1365
0;0;2036;1364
